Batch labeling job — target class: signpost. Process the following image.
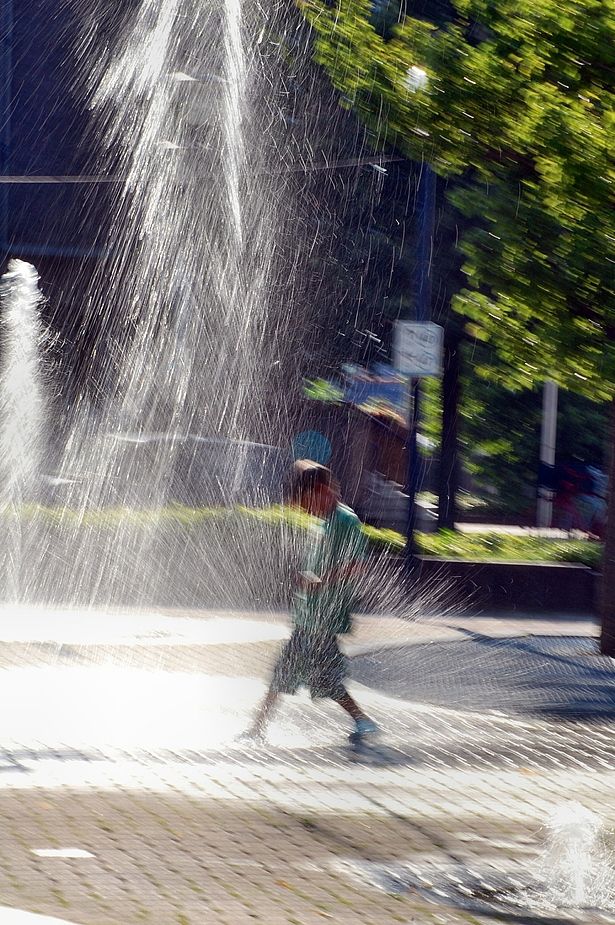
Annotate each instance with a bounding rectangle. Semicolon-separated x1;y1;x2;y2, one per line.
537;380;558;528
395;319;444;568
396;159;439;568
394;321;444;378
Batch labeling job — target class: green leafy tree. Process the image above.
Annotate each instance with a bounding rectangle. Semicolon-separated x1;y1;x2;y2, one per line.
460;353;609;517
304;0;613;388
304;0;615;646
422;341;609;518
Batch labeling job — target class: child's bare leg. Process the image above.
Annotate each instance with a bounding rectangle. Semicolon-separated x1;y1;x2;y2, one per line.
336;688;379;736
336;688;367;721
248;688;279;737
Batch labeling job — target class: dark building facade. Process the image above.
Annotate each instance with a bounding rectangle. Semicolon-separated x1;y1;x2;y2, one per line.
0;1;138;401
1;0;111;258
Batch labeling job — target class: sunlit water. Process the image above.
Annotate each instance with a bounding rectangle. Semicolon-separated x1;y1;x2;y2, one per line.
0;260;46;602
0;0;307;611
537;801;615;911
0;0;453;632
337;800;615;919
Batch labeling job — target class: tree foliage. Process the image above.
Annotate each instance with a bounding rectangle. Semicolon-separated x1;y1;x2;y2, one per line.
459;351;609;513
421;341;609;514
303;0;615;396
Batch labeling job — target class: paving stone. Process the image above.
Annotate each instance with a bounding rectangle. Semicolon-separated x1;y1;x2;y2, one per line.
0;608;612;924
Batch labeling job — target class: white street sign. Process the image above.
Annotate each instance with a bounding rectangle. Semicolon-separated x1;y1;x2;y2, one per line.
394;321;444;377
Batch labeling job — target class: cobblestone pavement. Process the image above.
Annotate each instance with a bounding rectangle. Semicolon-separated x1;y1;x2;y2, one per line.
0;605;614;925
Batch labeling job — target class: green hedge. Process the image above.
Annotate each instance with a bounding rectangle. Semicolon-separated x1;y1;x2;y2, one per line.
417;529;601;568
3;505;601;566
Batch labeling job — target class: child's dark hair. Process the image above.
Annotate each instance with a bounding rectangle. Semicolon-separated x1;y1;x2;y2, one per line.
288;459;332;503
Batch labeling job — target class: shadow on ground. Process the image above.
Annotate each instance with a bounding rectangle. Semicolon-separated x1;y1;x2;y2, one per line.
350;631;615;719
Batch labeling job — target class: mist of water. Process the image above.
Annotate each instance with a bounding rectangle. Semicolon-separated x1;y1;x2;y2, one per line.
539;801;615;910
0;0;436;630
0;260;46;601
73;0;276;479
12;0;299;608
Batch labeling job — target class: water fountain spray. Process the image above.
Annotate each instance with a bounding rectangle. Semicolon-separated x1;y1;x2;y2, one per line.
540;801;615;910
0;259;45;601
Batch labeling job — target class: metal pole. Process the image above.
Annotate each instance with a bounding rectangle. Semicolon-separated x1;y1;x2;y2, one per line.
0;0;13;252
537;380;558;528
406;161;436;568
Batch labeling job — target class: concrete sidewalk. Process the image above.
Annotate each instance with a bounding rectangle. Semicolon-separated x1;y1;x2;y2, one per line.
0;912;80;925
0;605;612;925
456;523;573;537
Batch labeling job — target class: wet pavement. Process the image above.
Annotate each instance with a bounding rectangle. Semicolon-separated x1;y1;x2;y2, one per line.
0;605;613;924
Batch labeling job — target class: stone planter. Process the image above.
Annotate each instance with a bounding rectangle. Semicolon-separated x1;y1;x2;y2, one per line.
410;557;597;614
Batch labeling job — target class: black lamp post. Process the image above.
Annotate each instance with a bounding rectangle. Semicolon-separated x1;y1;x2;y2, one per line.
403;66;436;570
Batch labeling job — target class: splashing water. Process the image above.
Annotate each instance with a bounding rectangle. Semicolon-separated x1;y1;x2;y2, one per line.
539;801;615;910
334;803;615;920
0;260;46;601
16;0;299;608
0;1;444;634
78;0;270;474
